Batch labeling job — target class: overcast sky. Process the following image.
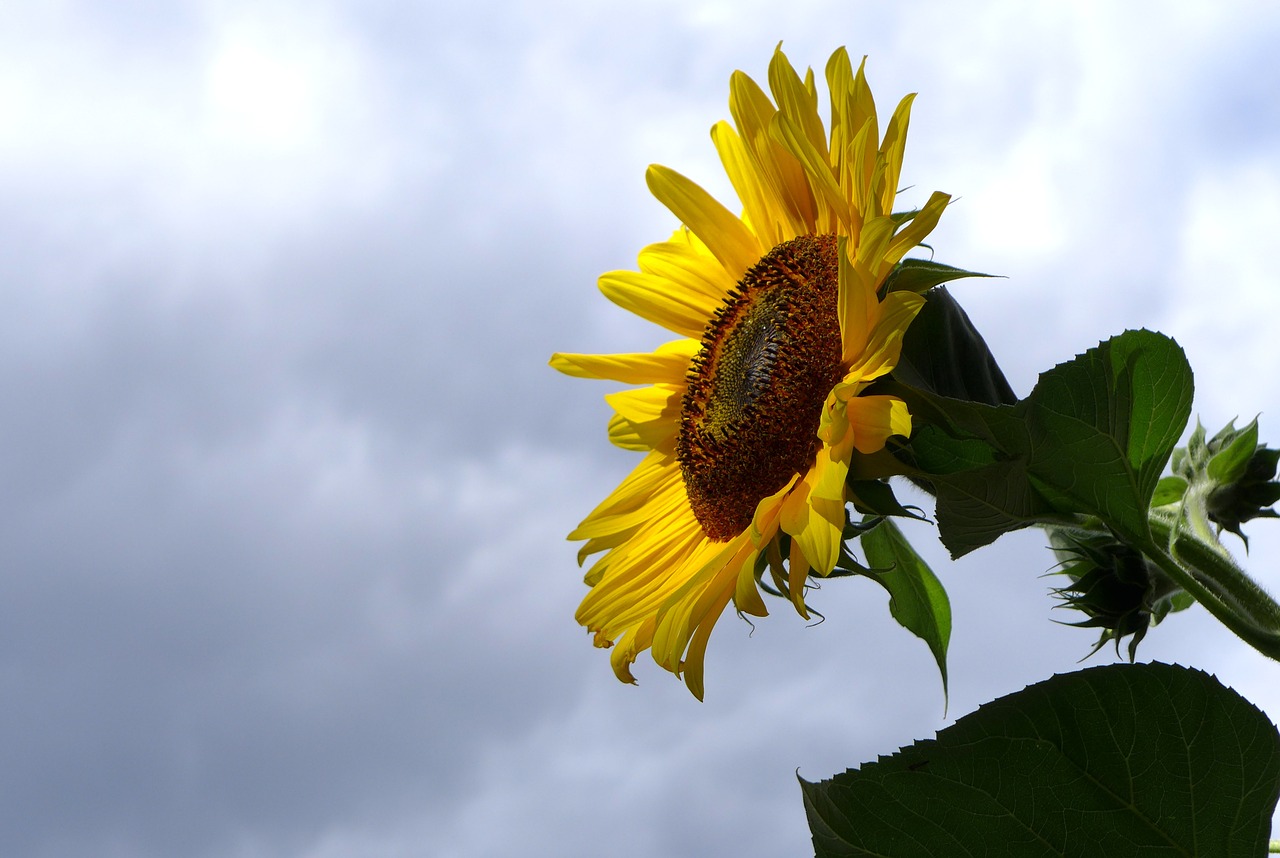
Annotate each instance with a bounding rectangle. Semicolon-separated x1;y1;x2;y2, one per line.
2;2;1279;856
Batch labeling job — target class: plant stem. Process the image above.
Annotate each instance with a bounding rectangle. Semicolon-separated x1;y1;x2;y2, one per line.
1137;533;1280;663
1147;514;1280;633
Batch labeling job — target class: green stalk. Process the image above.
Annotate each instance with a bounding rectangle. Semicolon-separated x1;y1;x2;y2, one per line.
1043;510;1280;662
1147;514;1280;634
1136;525;1280;663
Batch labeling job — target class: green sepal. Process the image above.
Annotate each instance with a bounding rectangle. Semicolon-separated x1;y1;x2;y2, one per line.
1207;418;1260;483
883;258;999;295
1151;475;1188;507
847;479;925;520
1047;528;1182;661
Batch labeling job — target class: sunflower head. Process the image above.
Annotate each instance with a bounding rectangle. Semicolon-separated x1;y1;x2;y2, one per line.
550;46;950;698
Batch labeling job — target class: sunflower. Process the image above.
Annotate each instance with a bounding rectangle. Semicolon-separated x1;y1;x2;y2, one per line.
551;46;950;699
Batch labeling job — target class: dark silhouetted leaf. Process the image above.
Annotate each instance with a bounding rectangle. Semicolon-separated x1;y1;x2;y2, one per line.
893;285;1017;408
802;663;1280;858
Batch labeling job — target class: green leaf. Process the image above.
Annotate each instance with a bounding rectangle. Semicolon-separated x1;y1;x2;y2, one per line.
892;330;1194;556
859;518;951;697
802;662;1280;858
892;285;1017;408
1022;329;1194;542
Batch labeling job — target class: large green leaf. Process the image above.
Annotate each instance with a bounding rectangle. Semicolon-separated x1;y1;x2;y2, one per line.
859;519;951;697
802;663;1280;857
892;285;1017;408
893;330;1194;555
1020;330;1194;543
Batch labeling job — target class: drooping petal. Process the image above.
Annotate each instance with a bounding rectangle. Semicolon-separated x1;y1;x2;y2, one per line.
650;535;749;672
780;465;842;575
609;616;656;684
675;572;736;702
846;289;926;380
845;395;914;454
787;539;811;616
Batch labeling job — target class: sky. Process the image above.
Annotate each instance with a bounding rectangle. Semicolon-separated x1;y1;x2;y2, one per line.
1;1;1279;856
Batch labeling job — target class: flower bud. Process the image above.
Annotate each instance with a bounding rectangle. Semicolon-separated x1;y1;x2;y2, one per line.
1174;418;1280;543
1047;529;1185;660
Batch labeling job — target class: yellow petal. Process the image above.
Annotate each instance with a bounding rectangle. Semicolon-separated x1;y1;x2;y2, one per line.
609;615;659;684
884;191;952;271
787;538;811;616
568;475;687;541
780;469;842;574
750;473;798;546
550;339;698;384
578;515;717;636
876;93;916;215
729;70;813;236
605;384;681;451
846;289;926;381
650;536;747;672
837;234;881;365
846;395;913;454
598;270;720;338
605;384;680;426
655;536;757;699
574;449;674;529
607;412;648;451
678;579;735;701
711;120;784;249
813;440;851;508
824;48;855;155
769;113;849;233
638;233;736;303
734;558;768;618
767;46;829;166
645;164;762;280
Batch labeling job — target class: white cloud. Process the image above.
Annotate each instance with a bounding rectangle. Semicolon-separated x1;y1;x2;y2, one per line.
1;1;1278;855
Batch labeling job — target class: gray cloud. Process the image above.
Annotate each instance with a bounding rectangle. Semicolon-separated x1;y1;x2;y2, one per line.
0;2;1278;856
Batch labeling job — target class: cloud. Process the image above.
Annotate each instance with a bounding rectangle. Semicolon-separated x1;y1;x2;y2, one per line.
0;2;1278;856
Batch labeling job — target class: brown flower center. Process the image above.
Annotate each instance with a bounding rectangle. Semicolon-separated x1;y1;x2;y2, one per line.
677;234;844;540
